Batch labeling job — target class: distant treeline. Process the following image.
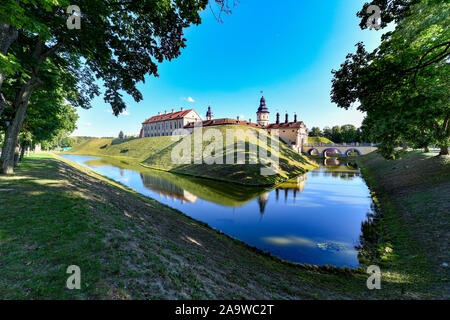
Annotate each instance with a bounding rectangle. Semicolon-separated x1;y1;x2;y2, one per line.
309;125;371;144
43;136;115;150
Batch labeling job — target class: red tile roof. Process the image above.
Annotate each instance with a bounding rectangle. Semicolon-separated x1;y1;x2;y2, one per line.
266;122;305;129
184;118;264;129
142;109;193;124
184;119;306;130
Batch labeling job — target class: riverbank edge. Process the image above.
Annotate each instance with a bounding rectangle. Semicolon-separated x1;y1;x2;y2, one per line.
53;153;363;276
139;162;317;188
354;152;449;298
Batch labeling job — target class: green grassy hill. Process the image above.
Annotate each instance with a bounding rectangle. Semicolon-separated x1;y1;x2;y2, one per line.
66;136;176;161
64;125;317;186
308;136;333;144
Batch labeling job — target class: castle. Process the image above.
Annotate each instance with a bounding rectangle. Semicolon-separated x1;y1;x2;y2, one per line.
140;96;308;153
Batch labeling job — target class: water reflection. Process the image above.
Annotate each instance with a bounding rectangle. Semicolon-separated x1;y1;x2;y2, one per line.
61;154;374;268
309;159;361;181
140;173;198;203
355;204;385;266
257;192;270;214
84;156;268;207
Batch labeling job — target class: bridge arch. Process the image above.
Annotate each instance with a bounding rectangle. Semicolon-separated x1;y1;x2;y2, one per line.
324;158;340;167
345;148;362;157
307;148;320;156
346;162;358;170
322;148;343;158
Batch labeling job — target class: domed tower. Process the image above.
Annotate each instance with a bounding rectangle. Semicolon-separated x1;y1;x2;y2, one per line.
206;106;213;121
256;96;270;127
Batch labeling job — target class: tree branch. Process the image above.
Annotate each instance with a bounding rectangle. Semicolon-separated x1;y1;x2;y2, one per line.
404;41;450;73
402;41;450;87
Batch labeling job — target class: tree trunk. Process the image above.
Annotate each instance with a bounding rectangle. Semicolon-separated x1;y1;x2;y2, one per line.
0;79;37;174
0;21;19;117
19;140;27;162
0;38;60;174
0;93;6;117
424;146;430;153
14;138;20;167
440;145;449;156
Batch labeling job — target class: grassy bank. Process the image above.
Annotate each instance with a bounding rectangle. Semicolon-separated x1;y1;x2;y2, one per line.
2;152;447;299
65;126;317;186
307;137;333;144
356;151;449;299
0;153;372;300
66;136;175;161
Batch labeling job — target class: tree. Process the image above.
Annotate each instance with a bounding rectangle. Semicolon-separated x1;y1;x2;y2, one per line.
18;131;32;162
40;131;74;150
118;131;124;140
0;0;225;174
1;51;79;160
309;127;322;137
322;127;333;141
356;0;420;30
331;0;449;158
340;124;357;143
331;126;342;144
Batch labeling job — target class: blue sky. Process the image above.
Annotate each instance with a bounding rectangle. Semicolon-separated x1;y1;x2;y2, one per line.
73;0;391;137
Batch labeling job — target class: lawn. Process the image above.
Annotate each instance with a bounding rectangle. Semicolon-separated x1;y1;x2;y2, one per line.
66;136;176;161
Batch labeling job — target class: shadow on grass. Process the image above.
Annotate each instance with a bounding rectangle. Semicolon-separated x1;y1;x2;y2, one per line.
0;159;106;299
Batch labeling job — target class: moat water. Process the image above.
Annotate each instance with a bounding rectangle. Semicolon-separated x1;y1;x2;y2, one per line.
60;154;374;267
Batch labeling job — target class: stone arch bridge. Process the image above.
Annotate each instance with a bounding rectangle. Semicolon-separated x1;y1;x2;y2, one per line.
302;143;378;157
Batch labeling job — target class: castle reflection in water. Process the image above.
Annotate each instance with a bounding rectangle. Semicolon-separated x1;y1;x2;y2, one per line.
140;173;198;204
139;159;360;214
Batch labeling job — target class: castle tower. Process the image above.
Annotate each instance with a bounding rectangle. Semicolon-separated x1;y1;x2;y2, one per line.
257;192;270;214
256;96;270;127
206;106;213;121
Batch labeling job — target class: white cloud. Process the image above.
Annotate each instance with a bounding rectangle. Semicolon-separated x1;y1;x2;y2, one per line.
122;110;130;116
263;236;315;247
86;122;92;127
183;96;195;103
